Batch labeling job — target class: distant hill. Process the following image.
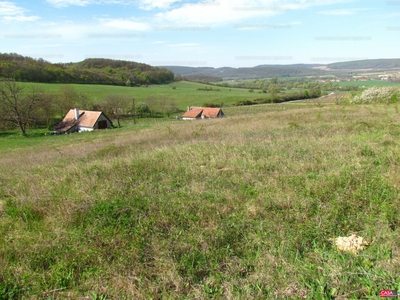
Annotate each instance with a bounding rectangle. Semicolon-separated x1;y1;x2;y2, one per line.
327;58;400;70
161;64;327;80
161;59;400;80
0;53;174;86
2;53;399;83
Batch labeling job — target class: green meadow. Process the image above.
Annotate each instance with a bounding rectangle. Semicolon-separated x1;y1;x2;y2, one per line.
19;81;254;110
337;80;400;88
1;85;400;299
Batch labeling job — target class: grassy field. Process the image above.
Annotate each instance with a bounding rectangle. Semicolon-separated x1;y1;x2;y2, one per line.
18;80;375;112
1;99;400;299
20;81;255;110
337;80;400;88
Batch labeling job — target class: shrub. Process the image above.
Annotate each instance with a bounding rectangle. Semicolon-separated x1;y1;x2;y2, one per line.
351;86;400;104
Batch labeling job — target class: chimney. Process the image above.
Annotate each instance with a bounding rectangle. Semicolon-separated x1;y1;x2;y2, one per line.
74;108;79;120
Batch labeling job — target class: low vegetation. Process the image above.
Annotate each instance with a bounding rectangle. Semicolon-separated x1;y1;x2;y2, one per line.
1;100;400;299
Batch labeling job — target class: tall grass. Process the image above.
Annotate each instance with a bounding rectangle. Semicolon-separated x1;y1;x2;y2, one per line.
1;103;400;299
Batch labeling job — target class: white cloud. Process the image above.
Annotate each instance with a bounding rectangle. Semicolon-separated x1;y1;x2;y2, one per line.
167;43;199;47
45;0;174;8
0;1;40;22
98;18;151;31
234;21;301;30
156;0;266;26
2;15;40;21
318;8;368;16
156;0;355;26
0;1;22;15
46;0;90;7
138;0;178;10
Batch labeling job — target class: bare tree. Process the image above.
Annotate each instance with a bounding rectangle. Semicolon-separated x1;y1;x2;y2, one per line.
160;98;178;117
57;85;78;115
0;80;44;136
146;97;161;117
101;94;131;127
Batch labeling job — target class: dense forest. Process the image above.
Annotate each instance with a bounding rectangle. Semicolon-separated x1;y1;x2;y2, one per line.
0;53;174;86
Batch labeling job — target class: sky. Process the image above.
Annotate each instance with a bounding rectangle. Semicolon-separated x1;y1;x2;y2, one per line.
0;0;399;68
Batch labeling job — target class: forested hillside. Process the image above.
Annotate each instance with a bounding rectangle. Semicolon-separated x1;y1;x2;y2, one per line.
163;59;400;80
0;53;174;86
327;58;400;69
163;64;326;80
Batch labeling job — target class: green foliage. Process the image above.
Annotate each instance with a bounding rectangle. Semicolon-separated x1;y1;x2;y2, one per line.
0;53;174;86
136;102;151;117
233;89;322;106
196;87;220;91
179;74;223;83
202;102;222;108
351;86;400;104
0;280;23;300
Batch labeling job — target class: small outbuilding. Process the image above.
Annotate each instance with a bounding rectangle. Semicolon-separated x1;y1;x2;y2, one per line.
53;108;113;134
182;106;225;120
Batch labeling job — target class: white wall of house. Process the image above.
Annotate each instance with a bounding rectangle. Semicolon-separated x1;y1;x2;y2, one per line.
78;126;94;132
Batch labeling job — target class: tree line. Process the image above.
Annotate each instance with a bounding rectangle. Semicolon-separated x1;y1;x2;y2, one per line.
215;77;359;92
0;80;180;136
0;53;174;86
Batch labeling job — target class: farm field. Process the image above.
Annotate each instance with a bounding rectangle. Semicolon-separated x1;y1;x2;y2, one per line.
1;99;400;299
337;80;400;88
18;81;254;110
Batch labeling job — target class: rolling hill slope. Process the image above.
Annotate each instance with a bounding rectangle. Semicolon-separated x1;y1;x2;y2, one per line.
161;58;400;80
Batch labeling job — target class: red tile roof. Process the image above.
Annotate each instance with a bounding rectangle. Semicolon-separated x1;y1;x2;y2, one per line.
202;107;222;118
182;107;224;119
54;109;108;133
182;108;203;118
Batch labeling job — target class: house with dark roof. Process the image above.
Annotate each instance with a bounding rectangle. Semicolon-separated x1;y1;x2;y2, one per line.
53;108;113;134
182;106;225;120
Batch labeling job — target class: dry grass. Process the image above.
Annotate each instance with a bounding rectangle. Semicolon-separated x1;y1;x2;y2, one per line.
1;102;400;299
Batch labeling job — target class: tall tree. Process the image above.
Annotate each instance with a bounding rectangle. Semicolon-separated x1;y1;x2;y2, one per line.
269;84;280;100
0;80;44;136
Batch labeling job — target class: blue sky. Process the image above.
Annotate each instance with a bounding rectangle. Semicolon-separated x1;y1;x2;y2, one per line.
0;0;399;67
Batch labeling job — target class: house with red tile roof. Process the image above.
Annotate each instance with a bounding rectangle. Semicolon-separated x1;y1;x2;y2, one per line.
182;106;225;120
53;108;113;134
